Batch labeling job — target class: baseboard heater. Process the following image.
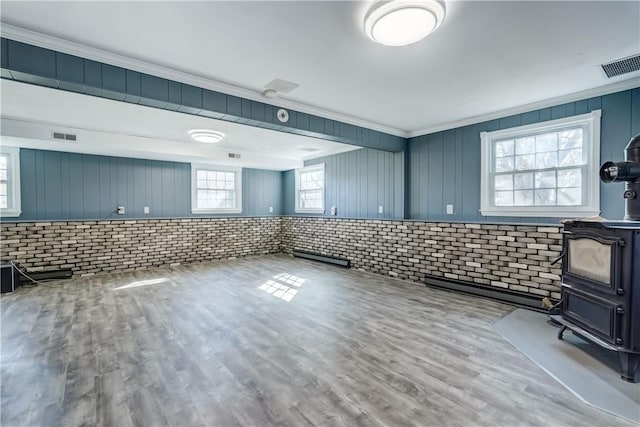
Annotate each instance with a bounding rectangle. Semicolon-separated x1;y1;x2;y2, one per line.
18;268;73;284
424;275;545;309
291;250;350;268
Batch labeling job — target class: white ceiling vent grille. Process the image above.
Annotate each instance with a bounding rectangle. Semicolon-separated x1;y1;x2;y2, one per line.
228;153;241;159
601;54;640;78
52;131;77;141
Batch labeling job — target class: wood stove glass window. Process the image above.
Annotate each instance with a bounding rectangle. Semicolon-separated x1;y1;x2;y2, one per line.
567;238;611;284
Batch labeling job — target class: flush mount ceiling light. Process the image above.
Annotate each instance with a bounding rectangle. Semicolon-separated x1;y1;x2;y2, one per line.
364;0;446;47
188;129;225;144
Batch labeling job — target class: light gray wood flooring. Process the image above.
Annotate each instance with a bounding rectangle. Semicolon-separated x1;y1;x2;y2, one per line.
1;255;633;426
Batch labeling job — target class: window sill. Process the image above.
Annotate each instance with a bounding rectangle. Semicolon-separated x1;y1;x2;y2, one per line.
480;207;599;218
0;209;22;218
192;208;242;215
295;208;325;214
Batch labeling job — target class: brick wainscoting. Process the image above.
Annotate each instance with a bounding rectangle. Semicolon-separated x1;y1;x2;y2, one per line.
281;217;563;299
0;216;562;298
0;217;282;276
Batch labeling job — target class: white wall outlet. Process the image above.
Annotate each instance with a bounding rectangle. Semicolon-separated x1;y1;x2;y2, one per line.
330;206;337;216
446;204;454;214
144;207;150;214
269;206;273;213
117;206;125;215
378;205;384;214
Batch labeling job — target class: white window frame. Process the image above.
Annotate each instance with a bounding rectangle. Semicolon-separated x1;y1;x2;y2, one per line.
480;110;601;218
191;164;242;214
295;163;325;214
0;146;21;217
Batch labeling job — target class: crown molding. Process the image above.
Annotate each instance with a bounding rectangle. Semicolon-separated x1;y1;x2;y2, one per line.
0;23;409;138
407;77;640;138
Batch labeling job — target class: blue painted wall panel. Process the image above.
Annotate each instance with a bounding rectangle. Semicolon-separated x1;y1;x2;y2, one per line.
168;81;182;108
126;70;141;97
283;170;295;215
83;59;102;88
285;148;404;219
43;151;62;219
82;154;101;218
56;53;84;84
1;38;8;69
226;95;242;118
9;149;283;221
102;64;126;92
408;89;640;223
7;40;56;77
141;74;169;102
68;153;85;219
19;149;37;218
202;90;226;117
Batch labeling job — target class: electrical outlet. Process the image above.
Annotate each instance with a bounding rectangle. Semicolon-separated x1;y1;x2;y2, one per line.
378;205;384;214
144;207;150;214
330;206;337;216
117;206;125;215
446;204;454;214
269;206;273;213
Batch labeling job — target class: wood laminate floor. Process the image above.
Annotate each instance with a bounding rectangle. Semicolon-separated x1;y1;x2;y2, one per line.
0;255;633;427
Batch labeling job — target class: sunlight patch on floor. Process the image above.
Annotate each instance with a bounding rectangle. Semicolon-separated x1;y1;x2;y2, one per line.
258;273;307;302
113;278;168;290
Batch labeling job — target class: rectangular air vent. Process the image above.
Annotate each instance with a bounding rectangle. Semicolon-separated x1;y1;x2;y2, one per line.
601;54;640;78
52;131;77;141
228;153;241;159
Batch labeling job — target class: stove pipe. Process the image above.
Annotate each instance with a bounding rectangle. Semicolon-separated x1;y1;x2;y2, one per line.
600;133;640;221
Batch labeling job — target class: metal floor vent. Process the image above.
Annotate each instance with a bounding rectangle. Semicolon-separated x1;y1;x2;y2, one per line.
601;54;640;78
52;131;77;141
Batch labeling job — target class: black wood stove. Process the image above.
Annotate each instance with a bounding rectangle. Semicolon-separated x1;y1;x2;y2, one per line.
553;134;640;382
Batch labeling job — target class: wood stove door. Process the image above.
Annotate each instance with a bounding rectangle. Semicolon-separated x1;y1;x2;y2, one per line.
561;287;626;346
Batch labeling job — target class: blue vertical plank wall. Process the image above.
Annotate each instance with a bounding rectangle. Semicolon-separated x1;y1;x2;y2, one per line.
283;148;404;219
11;149;283;221
408;88;640;223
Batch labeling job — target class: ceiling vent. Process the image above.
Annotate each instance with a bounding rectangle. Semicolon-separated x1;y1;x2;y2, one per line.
228;153;241;159
601;54;640;78
52;131;77;141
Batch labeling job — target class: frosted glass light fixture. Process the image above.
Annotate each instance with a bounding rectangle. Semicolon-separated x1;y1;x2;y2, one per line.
364;0;446;47
188;129;226;143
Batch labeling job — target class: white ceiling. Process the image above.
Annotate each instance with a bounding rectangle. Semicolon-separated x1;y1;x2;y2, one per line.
1;1;639;136
0;79;360;170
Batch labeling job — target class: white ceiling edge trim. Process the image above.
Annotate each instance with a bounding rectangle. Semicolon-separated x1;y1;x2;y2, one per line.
407;78;640;138
0;23;408;138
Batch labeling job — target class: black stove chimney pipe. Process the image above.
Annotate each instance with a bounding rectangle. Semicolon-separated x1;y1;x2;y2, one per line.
600;133;640;221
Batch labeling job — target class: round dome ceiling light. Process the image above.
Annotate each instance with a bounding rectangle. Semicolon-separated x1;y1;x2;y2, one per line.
188;129;226;144
364;0;446;47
